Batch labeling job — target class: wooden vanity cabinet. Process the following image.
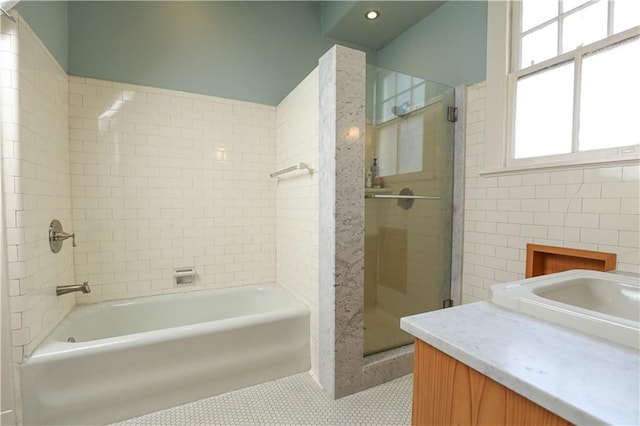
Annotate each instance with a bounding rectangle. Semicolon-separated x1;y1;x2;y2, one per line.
411;339;572;426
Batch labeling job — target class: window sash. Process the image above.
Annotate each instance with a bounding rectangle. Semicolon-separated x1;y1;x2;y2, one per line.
507;1;639;166
512;0;621;72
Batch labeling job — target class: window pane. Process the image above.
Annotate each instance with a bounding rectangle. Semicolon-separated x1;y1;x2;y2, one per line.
396;73;411;93
562;1;608;53
562;0;590;13
579;37;640;151
377;125;397;176
411;77;424;87
380;100;394;123
397;91;411;112
514;61;575;159
398;116;423;174
614;0;640;33
382;71;395;100
522;22;558;68
412;84;425;109
522;0;558;32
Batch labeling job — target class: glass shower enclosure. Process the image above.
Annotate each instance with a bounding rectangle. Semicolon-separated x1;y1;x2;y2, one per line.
364;65;455;356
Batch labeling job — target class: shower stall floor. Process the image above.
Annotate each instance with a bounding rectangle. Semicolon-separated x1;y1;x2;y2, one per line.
112;372;412;425
364;306;413;355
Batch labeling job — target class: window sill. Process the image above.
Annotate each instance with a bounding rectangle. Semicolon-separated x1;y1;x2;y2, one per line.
479;153;640;177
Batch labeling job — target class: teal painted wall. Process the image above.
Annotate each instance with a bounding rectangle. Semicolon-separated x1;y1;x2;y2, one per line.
16;1;487;105
66;1;377;105
15;1;68;70
68;1;331;105
378;1;487;87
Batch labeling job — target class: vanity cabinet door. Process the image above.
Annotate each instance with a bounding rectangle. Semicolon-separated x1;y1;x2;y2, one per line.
411;339;572;426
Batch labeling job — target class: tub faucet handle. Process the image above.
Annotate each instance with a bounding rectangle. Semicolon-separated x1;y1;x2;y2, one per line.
49;219;76;253
53;230;75;246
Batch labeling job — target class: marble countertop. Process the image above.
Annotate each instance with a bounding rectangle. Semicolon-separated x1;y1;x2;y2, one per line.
401;301;640;426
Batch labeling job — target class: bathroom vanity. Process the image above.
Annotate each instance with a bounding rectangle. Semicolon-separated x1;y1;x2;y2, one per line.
401;272;640;425
410;338;570;425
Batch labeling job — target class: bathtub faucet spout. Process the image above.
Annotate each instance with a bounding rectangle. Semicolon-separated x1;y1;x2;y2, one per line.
56;282;91;296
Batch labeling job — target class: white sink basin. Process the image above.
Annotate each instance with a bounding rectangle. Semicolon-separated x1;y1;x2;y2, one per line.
492;270;640;349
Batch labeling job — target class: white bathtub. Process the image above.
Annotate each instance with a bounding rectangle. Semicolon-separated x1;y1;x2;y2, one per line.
21;283;310;425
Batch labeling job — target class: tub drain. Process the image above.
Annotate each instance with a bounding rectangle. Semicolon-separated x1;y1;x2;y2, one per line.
67;337;76;343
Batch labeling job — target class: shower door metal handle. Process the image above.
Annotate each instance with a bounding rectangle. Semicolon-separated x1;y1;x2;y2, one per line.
364;194;441;200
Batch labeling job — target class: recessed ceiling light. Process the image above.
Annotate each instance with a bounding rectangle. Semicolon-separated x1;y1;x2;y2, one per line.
365;10;380;21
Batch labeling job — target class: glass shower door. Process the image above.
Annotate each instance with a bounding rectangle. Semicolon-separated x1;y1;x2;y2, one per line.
363;66;455;356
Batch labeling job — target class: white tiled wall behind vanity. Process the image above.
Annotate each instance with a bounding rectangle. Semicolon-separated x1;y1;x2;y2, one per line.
462;82;640;303
275;68;320;380
1;15;75;364
69;77;277;303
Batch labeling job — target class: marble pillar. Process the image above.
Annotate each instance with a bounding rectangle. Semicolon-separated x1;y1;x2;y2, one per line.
318;46;465;399
318;45;366;398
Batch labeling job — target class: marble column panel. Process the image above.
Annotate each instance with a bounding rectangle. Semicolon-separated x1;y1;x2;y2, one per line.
318;45;366;398
318;46;338;397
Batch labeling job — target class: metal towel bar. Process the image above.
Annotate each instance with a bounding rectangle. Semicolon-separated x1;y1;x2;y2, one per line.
365;194;441;200
269;162;312;178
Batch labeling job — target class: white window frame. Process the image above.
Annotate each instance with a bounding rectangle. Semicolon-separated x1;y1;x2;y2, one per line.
483;1;640;176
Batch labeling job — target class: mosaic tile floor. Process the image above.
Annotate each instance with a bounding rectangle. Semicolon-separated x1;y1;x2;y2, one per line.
114;372;413;425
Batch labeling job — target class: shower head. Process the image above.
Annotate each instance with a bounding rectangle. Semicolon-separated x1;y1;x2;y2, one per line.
391;102;410;118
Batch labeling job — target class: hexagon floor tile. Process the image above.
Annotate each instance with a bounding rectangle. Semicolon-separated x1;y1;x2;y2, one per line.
114;373;412;425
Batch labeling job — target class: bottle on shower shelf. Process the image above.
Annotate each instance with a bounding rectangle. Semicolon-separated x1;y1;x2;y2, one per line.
371;158;383;188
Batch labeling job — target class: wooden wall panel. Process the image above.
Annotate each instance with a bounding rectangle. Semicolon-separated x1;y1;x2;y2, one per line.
412;339;572;426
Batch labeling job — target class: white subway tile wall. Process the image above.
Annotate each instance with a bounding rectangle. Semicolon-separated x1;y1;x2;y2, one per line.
69;77;277;303
463;82;640;304
1;16;75;365
275;68;320;380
